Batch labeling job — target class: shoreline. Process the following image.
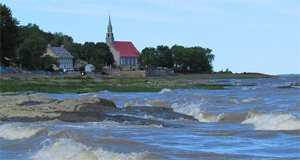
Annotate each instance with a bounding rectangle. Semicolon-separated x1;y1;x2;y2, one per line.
0;72;279;79
0;72;284;94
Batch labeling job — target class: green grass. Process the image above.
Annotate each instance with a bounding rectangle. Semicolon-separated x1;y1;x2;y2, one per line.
0;76;236;93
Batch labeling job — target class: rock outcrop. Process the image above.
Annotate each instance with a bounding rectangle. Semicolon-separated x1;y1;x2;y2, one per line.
0;95;119;121
0;95;196;127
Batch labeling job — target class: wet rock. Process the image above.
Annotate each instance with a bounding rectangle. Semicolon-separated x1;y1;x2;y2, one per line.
0;96;119;120
0;95;197;127
122;106;196;121
276;86;297;89
57;111;106;122
18;101;45;106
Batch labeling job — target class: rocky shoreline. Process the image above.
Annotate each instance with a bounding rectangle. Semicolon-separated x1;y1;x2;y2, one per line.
0;95;195;127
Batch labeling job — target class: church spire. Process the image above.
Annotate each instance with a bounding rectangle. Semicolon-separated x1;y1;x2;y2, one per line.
108;15;112;26
106;15;114;45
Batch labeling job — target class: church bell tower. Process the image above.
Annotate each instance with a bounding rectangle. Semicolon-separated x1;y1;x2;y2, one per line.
106;15;114;45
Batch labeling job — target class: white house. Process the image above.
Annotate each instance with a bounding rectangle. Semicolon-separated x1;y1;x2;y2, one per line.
85;64;95;72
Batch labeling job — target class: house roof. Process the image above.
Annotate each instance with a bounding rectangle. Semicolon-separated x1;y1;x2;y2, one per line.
114;41;139;57
86;64;94;68
50;47;74;58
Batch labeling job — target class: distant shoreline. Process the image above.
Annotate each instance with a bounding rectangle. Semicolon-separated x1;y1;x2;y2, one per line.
0;72;282;93
0;72;280;79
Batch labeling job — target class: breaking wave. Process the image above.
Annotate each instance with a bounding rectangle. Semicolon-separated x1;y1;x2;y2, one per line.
241;98;261;103
242;112;300;130
171;101;224;122
31;138;152;160
159;88;173;94
147;99;172;106
229;99;239;104
0;123;44;140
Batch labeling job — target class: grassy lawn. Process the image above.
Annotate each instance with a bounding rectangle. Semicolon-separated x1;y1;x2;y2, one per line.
0;76;237;93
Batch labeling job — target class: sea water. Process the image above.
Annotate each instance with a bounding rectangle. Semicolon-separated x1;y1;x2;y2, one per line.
0;78;299;159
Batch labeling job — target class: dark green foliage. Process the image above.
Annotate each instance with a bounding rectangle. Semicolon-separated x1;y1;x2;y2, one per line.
157;45;173;69
139;44;215;73
18;33;48;70
1;3;19;66
1;4;114;72
16;23;114;71
214;68;233;74
138;47;157;70
82;42;114;72
41;55;59;71
188;47;214;73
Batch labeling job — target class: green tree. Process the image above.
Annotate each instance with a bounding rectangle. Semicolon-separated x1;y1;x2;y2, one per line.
50;32;64;47
80;42;114;72
138;47;156;70
188;47;214;73
156;45;173;69
19;33;48;70
1;3;19;66
67;42;82;60
94;42;114;66
17;24;45;46
41;55;59;71
171;45;191;73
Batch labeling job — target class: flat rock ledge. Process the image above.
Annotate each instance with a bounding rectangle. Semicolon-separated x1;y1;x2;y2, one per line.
0;95;118;122
0;95;195;127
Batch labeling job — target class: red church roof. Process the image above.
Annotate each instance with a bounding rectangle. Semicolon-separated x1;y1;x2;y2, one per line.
114;41;139;57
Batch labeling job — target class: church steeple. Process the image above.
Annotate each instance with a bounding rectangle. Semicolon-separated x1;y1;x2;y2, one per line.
106;15;114;45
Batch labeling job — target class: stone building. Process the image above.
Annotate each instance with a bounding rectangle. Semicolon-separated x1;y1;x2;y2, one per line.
105;16;139;67
45;44;74;71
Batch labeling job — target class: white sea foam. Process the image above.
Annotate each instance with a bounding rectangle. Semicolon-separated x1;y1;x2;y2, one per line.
0;123;43;140
148;99;172;106
124;101;152;107
242;87;256;90
229;99;239;104
241;98;260;103
242;112;300;130
31;138;150;160
159;88;173;94
171;101;223;122
124;101;138;107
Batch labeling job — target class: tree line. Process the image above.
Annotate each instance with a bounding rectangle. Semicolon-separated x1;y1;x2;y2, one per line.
1;3;215;73
138;45;214;73
1;4;114;72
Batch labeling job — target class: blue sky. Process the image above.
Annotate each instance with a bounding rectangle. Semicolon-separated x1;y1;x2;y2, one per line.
2;0;299;74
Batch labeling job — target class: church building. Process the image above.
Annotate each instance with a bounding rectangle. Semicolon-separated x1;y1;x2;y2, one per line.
105;16;139;67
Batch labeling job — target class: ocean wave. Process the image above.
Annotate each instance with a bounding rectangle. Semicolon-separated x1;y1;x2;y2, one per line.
242;112;300;130
171;101;224;122
0;123;44;140
124;101;152;107
229;99;239;104
242;87;256;90
31;138;152;160
241;98;261;103
124;101;138;107
158;88;173;94
147;99;172;106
